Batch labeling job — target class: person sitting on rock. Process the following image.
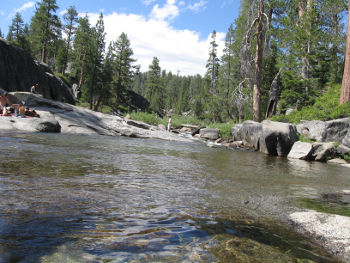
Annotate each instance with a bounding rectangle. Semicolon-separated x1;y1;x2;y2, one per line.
0;92;10;116
30;84;38;94
24;107;40;118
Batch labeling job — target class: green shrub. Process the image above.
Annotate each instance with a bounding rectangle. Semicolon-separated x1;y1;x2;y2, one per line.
208;122;235;139
271;84;350;123
55;72;72;86
128;112;161;125
297;133;313;143
342;151;350;163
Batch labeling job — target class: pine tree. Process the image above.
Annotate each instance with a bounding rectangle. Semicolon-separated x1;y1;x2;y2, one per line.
219;24;235;120
58;6;78;74
7;12;24;44
146;57;163;113
6;12;31;51
112;32;136;107
89;13;106;109
30;0;61;63
71;16;93;94
205;30;220;122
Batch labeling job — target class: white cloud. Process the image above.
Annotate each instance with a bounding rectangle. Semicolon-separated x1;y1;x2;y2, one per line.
187;0;207;13
150;0;180;21
142;0;157;6
15;1;35;13
87;11;225;76
220;0;234;9
0;10;5;16
59;9;68;16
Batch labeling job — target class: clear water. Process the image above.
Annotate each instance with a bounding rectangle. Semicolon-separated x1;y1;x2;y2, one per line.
0;132;349;262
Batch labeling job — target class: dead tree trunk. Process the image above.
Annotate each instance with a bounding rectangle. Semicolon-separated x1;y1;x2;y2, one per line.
253;0;264;122
265;69;282;119
340;1;350;104
299;0;312;88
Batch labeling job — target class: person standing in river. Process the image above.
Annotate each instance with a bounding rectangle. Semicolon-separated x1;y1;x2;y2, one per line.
167;115;172;131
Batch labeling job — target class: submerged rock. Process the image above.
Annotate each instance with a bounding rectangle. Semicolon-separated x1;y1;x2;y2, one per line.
289;211;350;263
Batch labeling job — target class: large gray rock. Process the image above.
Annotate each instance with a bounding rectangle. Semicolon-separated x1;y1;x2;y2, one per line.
324;118;349;142
289;211;350;263
231;124;243;141
297;118;349;142
233;120;297;156
239;121;263;149
260;120;298;156
288;141;335;162
0;38;75;104
343;129;350;148
200;128;220;140
287;141;313;160
297;120;325;141
312;142;335;162
337;144;350;154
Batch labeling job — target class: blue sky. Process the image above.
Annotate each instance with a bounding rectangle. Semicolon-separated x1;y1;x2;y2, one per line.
0;0;241;75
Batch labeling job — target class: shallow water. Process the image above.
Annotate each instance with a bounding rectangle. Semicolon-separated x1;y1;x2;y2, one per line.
0;132;349;262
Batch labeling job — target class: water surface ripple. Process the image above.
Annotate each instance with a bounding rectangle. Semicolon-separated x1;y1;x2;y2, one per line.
0;132;349;262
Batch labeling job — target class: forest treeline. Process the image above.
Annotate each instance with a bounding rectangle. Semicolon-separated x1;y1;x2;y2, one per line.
1;0;349;122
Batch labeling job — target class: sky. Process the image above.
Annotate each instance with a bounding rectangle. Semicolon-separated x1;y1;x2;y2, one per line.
0;0;241;75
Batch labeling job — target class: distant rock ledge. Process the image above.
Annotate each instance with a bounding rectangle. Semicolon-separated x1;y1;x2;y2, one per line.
0;92;193;143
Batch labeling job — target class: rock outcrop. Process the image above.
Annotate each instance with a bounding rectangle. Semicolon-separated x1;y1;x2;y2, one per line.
297;118;349;142
0;38;75;104
343;129;350;148
1;92;193;143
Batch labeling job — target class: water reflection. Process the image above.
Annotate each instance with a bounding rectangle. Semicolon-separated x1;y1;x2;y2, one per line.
0;132;348;262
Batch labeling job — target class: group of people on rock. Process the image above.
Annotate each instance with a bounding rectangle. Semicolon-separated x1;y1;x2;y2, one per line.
0;91;40;118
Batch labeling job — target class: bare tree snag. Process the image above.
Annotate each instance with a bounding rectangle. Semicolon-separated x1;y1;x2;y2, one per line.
265;69;282;119
253;0;264;122
340;1;350;104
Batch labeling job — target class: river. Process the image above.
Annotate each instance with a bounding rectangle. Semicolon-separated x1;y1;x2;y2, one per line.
0;132;349;262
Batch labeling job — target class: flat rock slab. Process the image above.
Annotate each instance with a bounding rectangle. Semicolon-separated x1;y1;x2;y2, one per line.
289;211;350;262
0;116;61;133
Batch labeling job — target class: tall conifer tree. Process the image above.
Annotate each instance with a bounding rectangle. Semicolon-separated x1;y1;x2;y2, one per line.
30;0;61;63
